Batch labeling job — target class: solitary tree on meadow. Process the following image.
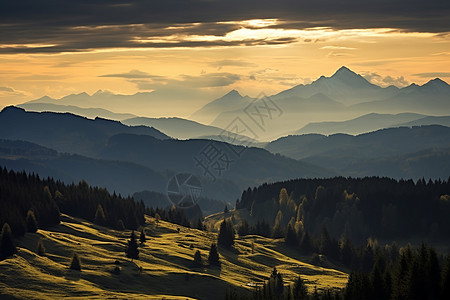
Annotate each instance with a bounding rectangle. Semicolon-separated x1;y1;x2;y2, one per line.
69;253;82;271
125;230;139;261
208;243;220;266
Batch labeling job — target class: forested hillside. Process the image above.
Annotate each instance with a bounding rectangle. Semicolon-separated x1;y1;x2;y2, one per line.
0;167;146;237
236;177;450;243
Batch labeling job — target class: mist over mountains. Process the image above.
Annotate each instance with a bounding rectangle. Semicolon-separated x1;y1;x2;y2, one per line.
21;66;450;140
0;106;331;211
3;66;450;213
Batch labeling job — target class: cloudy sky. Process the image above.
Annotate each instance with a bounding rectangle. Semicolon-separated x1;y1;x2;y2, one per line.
1;0;449;116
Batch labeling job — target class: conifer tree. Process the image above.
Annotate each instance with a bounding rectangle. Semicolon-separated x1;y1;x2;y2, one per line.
139;229;146;244
69;253;81;271
36;238;46;256
116;219;125;231
285;224;298;247
218;219;234;248
26;210;38;233
0;223;16;260
94;204;106;226
441;255;450;300
208;243;220;266
193;250;202;267
292;276;308;299
125;230;139;261
269;267;284;297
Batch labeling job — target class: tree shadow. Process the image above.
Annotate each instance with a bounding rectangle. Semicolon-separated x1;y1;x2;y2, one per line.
64;268;82;281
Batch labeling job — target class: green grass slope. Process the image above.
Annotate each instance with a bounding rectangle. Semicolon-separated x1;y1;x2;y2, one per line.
0;214;347;299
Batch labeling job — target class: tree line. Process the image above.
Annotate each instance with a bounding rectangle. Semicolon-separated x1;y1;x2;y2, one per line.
0;166;146;238
236;177;450;243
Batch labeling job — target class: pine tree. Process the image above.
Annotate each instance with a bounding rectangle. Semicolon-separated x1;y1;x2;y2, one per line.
425;246;441;299
340;235;354;267
224;205;229;213
279;188;289;207
300;232;313;253
392;245;413;300
195;218;204;230
208;243;220;266
292;276;308;299
441;255;450;300
69;253;81;271
285;224;298;247
0;223;16;260
139;229;146;244
218;219;234;248
193;250;202;267
36;238;46;256
26;210;38;233
370;260;384;300
94;204;106;226
116;219;125;231
238;220;250;236
125;230;139;261
272;210;284;238
269;267;284;296
155;213;160;226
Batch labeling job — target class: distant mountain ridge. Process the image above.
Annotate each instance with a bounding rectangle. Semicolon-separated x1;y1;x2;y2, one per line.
272;66;399;105
122;116;262;146
265;125;450;179
0;106;169;157
19;66;450;140
201;67;450;139
18;102;137;121
189;89;253;124
295;112;427;135
0;107;333;209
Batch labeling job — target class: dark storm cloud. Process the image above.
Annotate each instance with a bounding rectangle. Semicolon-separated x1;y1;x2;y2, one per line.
0;0;448;53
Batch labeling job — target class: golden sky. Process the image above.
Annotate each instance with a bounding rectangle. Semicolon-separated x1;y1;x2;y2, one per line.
1;1;449;117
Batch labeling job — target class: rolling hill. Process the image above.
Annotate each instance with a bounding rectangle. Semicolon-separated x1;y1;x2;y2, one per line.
99;133;333;189
0;214;348;299
0;139;236;213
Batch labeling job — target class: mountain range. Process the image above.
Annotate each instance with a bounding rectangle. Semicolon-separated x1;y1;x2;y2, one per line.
265;125;450;179
21;66;450;140
0;106;332;211
203;67;450;139
18;102;137;121
295;112;450;135
0;106;168;157
121;116;261;146
4;66;450;213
